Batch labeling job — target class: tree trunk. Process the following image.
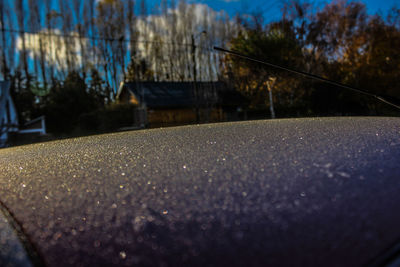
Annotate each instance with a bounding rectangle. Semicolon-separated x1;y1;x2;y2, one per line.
0;0;9;79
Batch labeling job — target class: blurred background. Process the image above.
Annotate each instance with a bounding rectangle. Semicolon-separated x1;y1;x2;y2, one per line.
0;0;399;147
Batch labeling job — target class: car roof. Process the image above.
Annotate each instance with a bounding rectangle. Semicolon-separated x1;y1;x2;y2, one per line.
1;117;400;266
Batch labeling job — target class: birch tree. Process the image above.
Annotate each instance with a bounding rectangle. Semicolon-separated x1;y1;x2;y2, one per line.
0;0;9;79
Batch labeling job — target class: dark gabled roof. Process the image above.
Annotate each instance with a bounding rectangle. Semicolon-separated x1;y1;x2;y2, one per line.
121;81;228;108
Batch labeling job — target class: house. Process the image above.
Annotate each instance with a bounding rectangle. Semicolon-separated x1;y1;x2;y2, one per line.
0;81;19;147
0;81;47;148
117;81;247;128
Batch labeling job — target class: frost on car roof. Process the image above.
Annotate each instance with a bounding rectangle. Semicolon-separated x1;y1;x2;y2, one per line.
1;117;400;266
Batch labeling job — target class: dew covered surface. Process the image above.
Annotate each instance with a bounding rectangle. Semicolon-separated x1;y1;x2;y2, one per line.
1;117;400;267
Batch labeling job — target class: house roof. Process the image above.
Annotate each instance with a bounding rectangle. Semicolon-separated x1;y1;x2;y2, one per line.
118;81;246;108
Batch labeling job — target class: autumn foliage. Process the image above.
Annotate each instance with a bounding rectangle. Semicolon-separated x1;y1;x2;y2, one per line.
224;0;400;117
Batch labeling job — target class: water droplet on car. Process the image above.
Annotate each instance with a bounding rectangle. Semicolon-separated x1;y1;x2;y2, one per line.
338;172;350;178
324;163;332;168
119;251;127;259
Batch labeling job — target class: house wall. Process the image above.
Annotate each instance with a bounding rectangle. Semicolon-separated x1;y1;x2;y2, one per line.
200;108;225;122
148;108;196;127
147;108;225;128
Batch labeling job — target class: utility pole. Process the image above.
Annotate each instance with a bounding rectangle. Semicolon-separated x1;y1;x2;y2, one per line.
267;77;276;119
191;34;200;123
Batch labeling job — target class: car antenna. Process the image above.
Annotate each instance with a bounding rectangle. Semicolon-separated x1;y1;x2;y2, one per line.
213;46;400;110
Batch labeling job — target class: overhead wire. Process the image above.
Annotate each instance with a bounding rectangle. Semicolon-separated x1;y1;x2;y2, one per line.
214;46;400;111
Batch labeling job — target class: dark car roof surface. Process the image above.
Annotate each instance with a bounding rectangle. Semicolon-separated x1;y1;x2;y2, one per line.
1;117;400;266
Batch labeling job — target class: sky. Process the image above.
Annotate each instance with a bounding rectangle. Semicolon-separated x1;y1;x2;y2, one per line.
188;0;399;19
9;0;400;84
